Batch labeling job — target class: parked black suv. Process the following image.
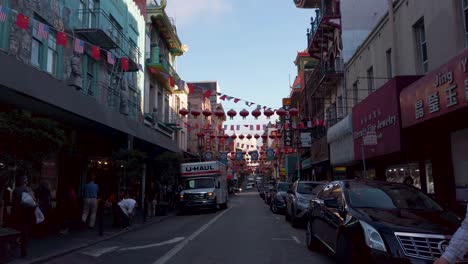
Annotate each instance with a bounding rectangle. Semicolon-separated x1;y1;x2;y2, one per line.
306;180;463;264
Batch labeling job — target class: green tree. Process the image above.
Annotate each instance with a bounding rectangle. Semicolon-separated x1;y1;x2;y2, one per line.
0;110;65;224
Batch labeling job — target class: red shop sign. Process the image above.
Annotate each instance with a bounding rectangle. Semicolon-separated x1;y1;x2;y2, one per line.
401;48;468;128
353;76;421;160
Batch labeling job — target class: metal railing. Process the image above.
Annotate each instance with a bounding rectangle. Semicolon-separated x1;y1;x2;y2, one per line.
76;8;140;64
145;48;180;79
307;1;341;48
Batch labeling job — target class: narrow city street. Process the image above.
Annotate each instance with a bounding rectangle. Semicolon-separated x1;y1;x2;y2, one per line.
46;192;334;264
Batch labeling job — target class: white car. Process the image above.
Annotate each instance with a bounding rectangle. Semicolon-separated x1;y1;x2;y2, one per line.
246;184;253;190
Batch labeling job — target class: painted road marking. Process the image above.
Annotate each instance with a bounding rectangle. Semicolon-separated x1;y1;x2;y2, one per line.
81;237;185;257
292;236;301;244
153;207;233;264
81;246;119;257
119;237;185;251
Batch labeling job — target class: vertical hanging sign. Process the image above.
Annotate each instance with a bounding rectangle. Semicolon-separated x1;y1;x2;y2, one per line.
283;98;292;146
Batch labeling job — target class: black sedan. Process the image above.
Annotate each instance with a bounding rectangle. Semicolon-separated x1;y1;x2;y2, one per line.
306;180;463;264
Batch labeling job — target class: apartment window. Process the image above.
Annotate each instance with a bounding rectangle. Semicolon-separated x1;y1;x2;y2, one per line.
46;34;57;75
414;18;428;73
78;0;85;22
353;81;359;106
87;0;96;28
367;67;374;93
86;56;96;96
164;96;169;123
386;49;392;79
31;37;42;67
463;0;468;46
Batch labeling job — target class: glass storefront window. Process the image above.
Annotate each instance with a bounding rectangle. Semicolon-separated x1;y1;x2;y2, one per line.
386;163;421;189
425;161;434;194
451;129;468;202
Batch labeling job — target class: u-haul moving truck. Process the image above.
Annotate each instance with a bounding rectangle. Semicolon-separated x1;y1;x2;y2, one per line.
179;161;228;211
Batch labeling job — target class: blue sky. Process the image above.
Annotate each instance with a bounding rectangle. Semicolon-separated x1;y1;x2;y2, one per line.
166;0;312;131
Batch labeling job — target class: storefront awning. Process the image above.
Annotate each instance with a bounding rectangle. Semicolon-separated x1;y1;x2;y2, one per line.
327;114;354;165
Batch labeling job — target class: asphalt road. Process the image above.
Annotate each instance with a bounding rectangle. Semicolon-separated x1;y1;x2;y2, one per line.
48;191;335;264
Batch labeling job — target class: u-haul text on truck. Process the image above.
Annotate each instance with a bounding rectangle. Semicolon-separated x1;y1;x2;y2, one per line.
179;161;228;212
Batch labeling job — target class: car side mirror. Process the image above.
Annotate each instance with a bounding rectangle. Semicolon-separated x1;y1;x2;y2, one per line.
323;198;339;208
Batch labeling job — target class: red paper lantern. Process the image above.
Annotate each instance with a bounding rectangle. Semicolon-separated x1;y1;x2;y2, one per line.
231;134;237;139
217;135;224;139
276;133;283;139
227;109;237;120
210;134;216;139
224;134;230;139
276;108;287;117
252;109;261;119
269;134;275;139
214;108;225;118
240;109;249;119
246;134;252;139
261;134;268;140
191;109;201;118
239;134;245;140
196;132;205;137
264;109;274;119
178;108;189;116
254;134;260;139
202;109;212;118
289;108;299;117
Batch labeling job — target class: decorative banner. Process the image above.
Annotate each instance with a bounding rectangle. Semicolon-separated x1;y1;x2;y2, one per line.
219;152;228;164
266;148;275;161
204;151;214;161
250;151;259;161
236;151;243;161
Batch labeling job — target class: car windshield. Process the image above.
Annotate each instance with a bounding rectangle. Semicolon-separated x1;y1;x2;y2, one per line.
297;183;323;194
277;183;290;192
185;178;214;189
346;183;443;211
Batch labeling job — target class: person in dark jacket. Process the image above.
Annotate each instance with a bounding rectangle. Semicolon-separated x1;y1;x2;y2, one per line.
11;170;35;257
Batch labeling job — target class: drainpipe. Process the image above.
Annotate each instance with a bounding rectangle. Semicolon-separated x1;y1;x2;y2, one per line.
388;0;397;77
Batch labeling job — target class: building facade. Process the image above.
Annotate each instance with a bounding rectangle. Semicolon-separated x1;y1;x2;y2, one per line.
328;0;467;209
0;0;187;211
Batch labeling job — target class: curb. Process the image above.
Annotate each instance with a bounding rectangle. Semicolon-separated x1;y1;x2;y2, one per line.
19;212;175;264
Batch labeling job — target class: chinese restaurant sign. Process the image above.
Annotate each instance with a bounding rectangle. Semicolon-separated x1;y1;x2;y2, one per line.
353;76;421;160
283;98;293;147
400;48;468;128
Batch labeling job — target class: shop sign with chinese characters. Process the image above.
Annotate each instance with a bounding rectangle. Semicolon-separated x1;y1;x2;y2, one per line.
400;49;468;127
353;76;421;160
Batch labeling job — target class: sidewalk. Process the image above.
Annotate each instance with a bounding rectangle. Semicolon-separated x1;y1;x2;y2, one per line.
8;209;175;264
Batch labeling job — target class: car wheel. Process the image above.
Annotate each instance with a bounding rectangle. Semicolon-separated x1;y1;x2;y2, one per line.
336;234;367;264
291;209;300;228
285;208;291;222
270;202;278;214
306;220;320;251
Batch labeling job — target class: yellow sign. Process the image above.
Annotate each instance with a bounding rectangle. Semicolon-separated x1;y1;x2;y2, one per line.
282;98;291;106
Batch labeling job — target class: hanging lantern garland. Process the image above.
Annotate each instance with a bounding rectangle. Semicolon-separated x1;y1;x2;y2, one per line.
227;109;237;120
276;108;287;117
231;134;237;139
239;134;245;140
191;109;201;118
289;107;299;117
239;109;249;120
202;109;212;119
264;109;274;119
214;108;225;119
246;134;252;139
252;109;261;119
178;108;189;117
254;134;260;139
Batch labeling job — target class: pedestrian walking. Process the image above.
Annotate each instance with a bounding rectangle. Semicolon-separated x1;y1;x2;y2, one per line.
81;175;99;228
11;169;36;257
116;191;136;228
434;205;468;264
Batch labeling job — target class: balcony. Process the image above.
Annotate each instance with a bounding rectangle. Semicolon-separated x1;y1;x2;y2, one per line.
305;58;343;99
306;1;341;59
293;0;320;8
75;9;125;49
75;8;141;72
146;48;180;88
